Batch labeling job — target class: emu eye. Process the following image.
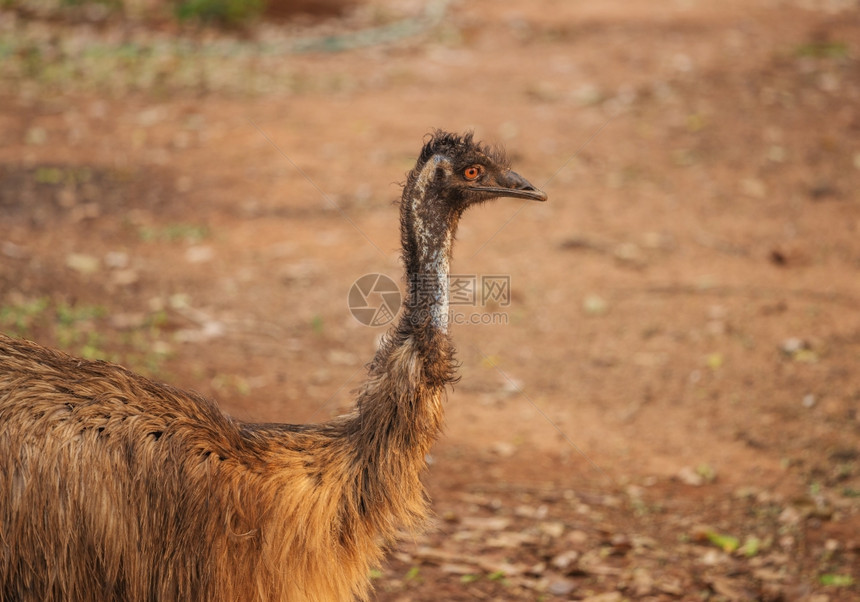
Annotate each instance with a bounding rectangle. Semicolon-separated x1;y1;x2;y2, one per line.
463;165;484;181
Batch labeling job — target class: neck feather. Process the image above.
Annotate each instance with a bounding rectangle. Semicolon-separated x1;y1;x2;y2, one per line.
400;155;457;335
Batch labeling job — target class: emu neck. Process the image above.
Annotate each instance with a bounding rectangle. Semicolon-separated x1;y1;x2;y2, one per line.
404;207;454;333
400;161;459;335
341;159;459;531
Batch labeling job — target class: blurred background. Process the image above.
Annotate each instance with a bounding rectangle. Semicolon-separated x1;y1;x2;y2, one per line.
1;0;859;599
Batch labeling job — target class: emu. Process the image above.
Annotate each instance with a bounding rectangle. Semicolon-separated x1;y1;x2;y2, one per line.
0;131;546;601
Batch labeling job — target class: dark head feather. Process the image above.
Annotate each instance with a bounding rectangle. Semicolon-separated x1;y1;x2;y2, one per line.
415;130;510;173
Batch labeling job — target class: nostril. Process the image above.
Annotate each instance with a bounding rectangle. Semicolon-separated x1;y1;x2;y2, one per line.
506;170;534;190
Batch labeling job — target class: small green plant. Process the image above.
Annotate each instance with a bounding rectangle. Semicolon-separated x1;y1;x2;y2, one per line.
78;331;110;361
138;223;210;243
738;536;761;558
174;0;265;25
56;302;106;326
0;297;50;336
120;323;173;379
705;531;740;553
138;350;171;378
60;0;121;9
795;41;849;59
487;570;508;584
55;302;109;358
819;573;855;587
33;166;93;186
404;566;421;581
34;167;64;184
212;374;251;396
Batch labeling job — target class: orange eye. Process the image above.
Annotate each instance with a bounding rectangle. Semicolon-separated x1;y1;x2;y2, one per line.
464;165;483;181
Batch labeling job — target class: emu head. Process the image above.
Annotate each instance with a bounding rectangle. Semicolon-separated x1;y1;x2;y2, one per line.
404;131;547;219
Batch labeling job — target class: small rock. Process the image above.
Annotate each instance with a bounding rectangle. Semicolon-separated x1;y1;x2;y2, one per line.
573;83;603;106
567;530;589;545
137;106;167;127
2;242;27;259
753;567;786;582
104;251;130;269
539;521;565;539
440;563;475;575
609;533;633;555
527;81;564;102
700;549;728;566
708;305;727;320
780;337;818;362
527;561;546;576
66;253;100;275
551;549;580;572
778;506;802;526
709;575;745;599
110;313;147;329
151;341;172;356
767;145;787;162
613;242;646;269
168;294;191;309
657;578;684;595
780;337;808;354
58;187;78;208
486;532;536;548
581;592;622;602
642;231;674;251
185;245;214;264
327;350;358;366
175;321;225;343
489;441;517;458
514;504;549;519
459;516;510;531
741;177;766;199
631;567;654;596
678;466;704;486
111;269;139;286
583;294;609;316
71;202;101;222
547;578;577;596
25;127;47;145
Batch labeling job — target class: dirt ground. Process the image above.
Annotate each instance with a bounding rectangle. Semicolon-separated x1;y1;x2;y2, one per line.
1;0;859;599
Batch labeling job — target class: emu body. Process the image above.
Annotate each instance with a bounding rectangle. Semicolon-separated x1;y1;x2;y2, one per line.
0;132;546;601
0;333;435;601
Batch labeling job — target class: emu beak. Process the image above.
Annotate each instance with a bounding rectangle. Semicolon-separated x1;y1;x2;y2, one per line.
473;170;548;202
